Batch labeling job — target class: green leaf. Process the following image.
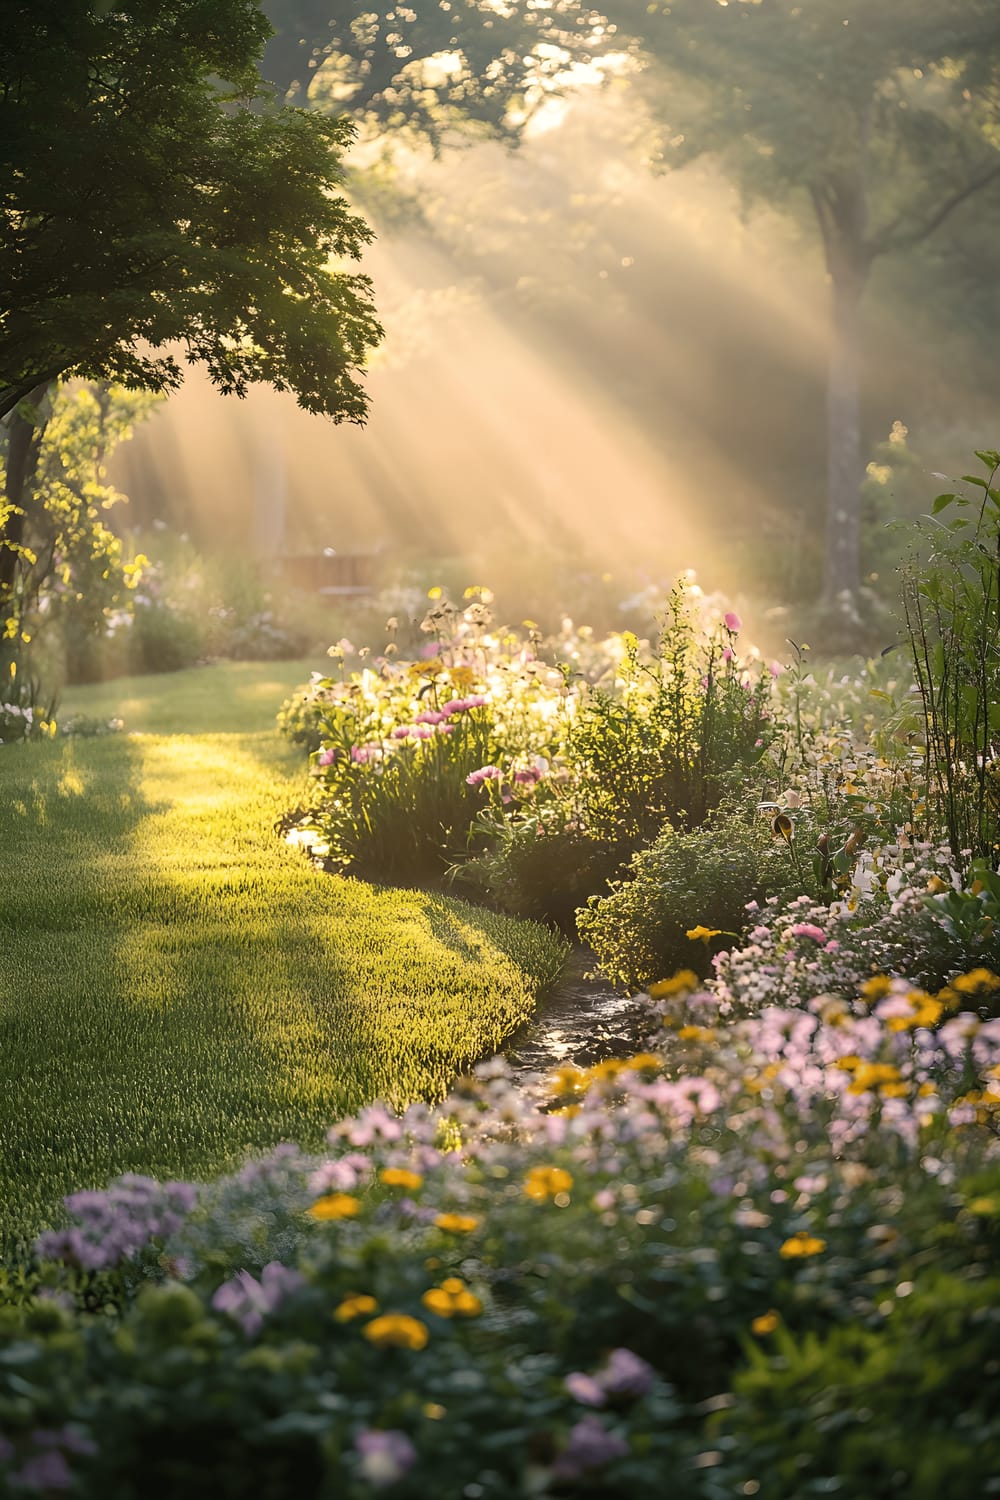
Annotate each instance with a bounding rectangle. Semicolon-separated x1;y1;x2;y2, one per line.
932;493;957;513
974;450;1000;471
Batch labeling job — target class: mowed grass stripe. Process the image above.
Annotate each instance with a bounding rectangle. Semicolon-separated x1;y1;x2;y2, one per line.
0;663;564;1252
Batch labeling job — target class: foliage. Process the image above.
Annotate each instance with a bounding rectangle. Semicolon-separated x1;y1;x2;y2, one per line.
262;0;604;133
0;661;565;1256
286;581;775;906
902;446;1000;870
724;1273;1000;1497
3;973;1000;1495
577;801;806;990
0;383;154;688
0;0;380;421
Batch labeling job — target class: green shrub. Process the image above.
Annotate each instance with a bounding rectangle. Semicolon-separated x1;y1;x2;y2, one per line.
722;1273;1000;1498
577;803;804;989
128;600;204;674
454;821;619;930
289;581;778;914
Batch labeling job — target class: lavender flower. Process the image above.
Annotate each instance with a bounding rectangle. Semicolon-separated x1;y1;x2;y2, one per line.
354;1429;417;1487
553;1416;629;1479
211;1261;304;1336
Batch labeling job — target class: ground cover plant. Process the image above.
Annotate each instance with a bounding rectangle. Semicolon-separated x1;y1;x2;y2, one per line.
2;967;999;1497
0;661;565;1257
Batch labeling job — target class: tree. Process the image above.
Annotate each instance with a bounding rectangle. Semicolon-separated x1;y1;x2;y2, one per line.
259;0;601;137
262;0;1000;610
1;0;382;631
0;383;156;703
589;0;1000;611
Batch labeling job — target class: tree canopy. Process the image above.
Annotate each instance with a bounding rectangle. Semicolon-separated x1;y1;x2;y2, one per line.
0;0;382;423
264;0;1000;607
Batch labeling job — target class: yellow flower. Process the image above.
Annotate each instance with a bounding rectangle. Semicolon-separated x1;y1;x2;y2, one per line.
423;1403;447;1421
952;968;1000;995
422;1278;483;1319
422;1288;457;1318
309;1193;361;1221
363;1314;429;1350
380;1168;424;1191
648;970;700;999
846;1061;902;1095
433;1213;480;1234
860;976;892;1003
524;1166;574;1202
967;1197;997;1216
686;925;722;944
751;1311;780;1336
550;1065;586;1097
621;1052;662;1071
334;1294;378;1322
779;1232;827;1259
678;1026;716;1043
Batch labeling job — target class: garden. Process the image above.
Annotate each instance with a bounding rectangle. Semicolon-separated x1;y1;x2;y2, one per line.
4;1;1000;1496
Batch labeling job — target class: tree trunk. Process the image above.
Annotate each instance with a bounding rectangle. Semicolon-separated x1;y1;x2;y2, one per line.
822;267;867;608
0;384;49;604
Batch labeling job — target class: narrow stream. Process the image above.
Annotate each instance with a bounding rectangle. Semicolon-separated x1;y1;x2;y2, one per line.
501;947;654;1083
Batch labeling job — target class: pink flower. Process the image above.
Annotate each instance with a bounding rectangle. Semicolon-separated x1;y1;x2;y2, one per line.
317;746;341;767
790;923;826;944
722;646;734;662
565;1372;606;1407
724;611;742;632
466;765;503;786
769;660;783;678
392;726;411;739
414;711;446;725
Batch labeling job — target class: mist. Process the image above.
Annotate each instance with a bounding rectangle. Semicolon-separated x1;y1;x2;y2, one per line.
110;86;998;601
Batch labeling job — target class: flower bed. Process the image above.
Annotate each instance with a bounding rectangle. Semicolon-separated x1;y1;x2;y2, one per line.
4;971;999;1497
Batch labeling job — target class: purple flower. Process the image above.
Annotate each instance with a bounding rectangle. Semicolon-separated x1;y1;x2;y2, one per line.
597;1348;654;1399
354;1429;417;1488
553;1416;629;1480
34;1178;197;1271
211;1262;304;1337
8;1451;74;1491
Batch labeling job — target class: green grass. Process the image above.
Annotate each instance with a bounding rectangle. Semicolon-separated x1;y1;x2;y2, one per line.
0;662;565;1254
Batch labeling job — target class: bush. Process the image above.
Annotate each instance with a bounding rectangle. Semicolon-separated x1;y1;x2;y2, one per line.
285;581;778;910
3;971;1000;1497
128;599;204;674
454;821;619;930
723;1273;1000;1498
577;803;804;989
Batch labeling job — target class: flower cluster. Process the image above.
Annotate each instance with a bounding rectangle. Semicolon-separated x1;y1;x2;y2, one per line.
14;967;1000;1495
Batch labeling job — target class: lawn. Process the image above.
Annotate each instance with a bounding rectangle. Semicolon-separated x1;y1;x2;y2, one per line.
0;662;565;1254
